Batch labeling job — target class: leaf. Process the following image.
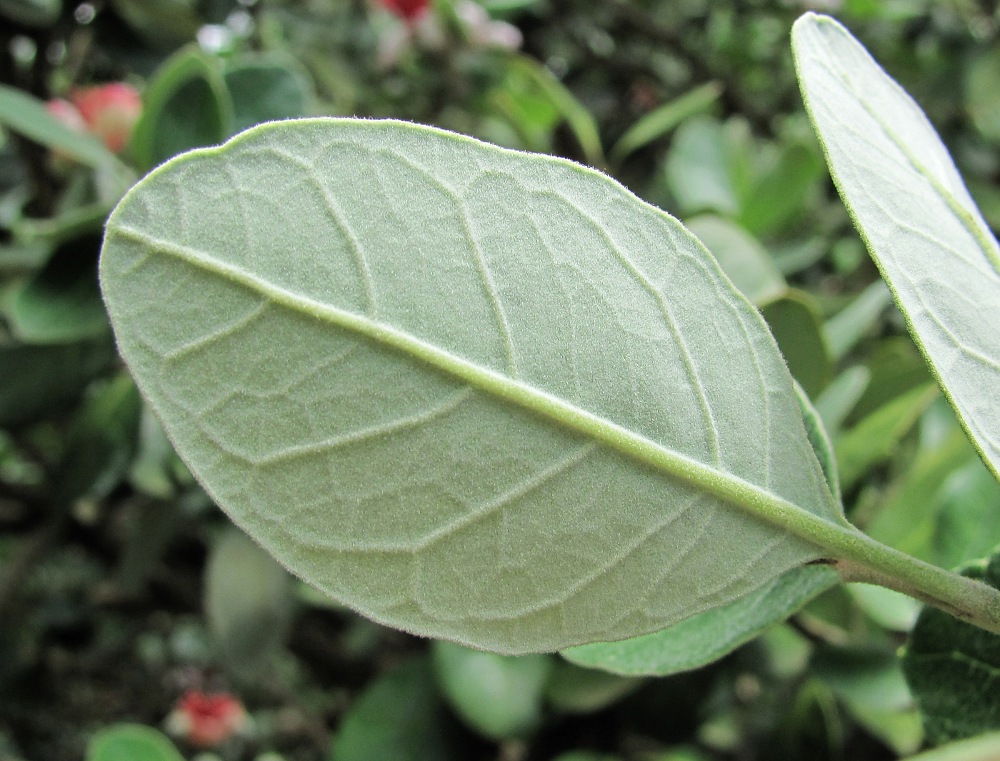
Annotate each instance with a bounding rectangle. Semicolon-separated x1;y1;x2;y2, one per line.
0;84;118;168
793;13;1000;480
0;336;116;426
561;381;840;677
664;116;744;216
7;239;110;344
100;118;849;654
964;46;1000;143
432;642;552;739
904;733;1000;761
131;47;231;171
821;280;893;363
609;82;722;164
204;526;294;678
86;724;184;761
223;53;314;133
561;564;836;676
330;659;458;761
543;659;641;713
835;383;939;491
902;550;1000;743
760;291;831;398
684;215;785;306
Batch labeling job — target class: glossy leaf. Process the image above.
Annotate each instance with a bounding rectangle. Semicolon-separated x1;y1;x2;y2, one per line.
100;118;851;654
794;13;1000;479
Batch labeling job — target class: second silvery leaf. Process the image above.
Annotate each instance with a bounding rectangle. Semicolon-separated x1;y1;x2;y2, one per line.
793;13;1000;479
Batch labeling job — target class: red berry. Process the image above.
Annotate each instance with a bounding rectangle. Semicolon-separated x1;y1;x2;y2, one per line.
376;0;429;22
70;83;142;153
167;690;248;748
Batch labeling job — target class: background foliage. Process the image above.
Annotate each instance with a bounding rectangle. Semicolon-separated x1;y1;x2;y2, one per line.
2;1;1000;759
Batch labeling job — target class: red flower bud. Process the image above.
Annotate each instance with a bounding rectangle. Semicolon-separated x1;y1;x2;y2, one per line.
376;0;429;22
70;83;142;153
165;690;249;748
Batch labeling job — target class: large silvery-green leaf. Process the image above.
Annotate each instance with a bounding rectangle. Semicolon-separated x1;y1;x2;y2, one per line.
792;13;1000;479
99;118;845;654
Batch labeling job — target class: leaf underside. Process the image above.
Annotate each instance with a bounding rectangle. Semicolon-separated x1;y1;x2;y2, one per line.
793;14;1000;480
100;119;841;653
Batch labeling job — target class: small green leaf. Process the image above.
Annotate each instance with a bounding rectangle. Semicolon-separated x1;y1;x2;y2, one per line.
794;13;1000;479
330;659;458;761
738;140;824;239
86;724;184;761
432;642;552;739
131;47;231;171
903;551;1000;743
100;118;850;654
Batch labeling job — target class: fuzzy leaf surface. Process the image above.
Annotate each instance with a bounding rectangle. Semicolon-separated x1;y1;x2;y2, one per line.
793;13;1000;479
100;119;843;654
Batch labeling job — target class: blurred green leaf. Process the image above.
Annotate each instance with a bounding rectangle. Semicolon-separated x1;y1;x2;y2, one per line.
822;280;893;363
54;373;142;505
86;724;184;761
904;732;1000;761
903;551;1000;744
739;141;824;238
204;526;294;679
850;338;932;422
0;0;62;26
849;584;920;632
432;642;552;740
665;116;745;216
835;383;938;491
814;645;922;755
0;336;116;426
0;85;118;169
109;0;201;47
610;81;722;164
814;366;871;434
544;660;641;714
11;202;112;247
131;47;231;171
7;242;109;344
964;46;1000;143
686;215;785;305
503;56;604;167
330;659;458;761
761;290;831;397
224;53;315;133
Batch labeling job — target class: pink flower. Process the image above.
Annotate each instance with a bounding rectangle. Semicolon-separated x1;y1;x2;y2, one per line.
376;0;430;22
69;83;142;153
165;691;249;748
